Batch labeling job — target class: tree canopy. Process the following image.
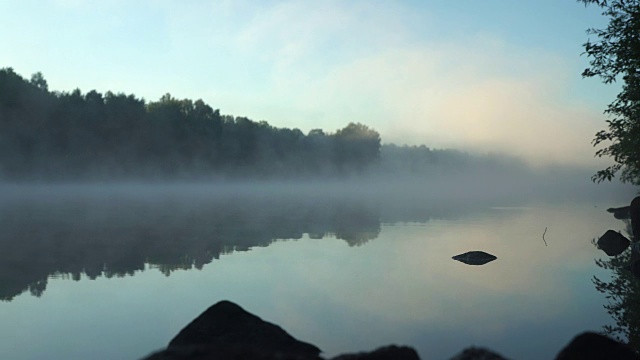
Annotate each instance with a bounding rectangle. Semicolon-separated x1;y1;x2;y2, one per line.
579;0;640;184
0;68;381;180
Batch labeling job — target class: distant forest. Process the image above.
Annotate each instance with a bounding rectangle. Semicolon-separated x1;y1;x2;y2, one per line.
0;68;520;180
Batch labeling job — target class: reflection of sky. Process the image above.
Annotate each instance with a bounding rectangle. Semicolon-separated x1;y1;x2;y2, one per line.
0;202;627;360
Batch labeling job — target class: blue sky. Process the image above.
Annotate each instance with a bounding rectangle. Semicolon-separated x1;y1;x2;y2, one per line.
0;0;617;166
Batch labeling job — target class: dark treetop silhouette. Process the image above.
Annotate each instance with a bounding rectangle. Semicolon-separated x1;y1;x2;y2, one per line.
0;67;547;182
0;68;381;180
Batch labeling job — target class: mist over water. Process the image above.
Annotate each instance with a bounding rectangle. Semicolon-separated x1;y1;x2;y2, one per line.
0;175;633;360
1;160;632;206
14;133;621;355
0;163;632;301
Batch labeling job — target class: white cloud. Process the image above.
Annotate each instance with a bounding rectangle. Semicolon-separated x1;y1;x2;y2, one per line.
204;1;606;165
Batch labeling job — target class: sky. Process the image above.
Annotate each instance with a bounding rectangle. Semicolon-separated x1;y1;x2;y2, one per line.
0;0;619;166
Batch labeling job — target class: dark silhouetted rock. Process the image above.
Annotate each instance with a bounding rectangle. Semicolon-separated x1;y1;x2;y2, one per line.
597;230;630;256
142;344;423;360
449;347;508;360
167;300;321;358
146;300;640;360
142;344;322;360
331;345;419;360
607;206;631;219
140;300;424;360
554;332;638;360
452;251;497;265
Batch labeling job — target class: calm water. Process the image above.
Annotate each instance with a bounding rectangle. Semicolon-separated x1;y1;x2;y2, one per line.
0;183;634;359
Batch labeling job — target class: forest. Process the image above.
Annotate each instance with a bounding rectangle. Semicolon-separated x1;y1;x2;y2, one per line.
0;68;382;180
0;67;540;182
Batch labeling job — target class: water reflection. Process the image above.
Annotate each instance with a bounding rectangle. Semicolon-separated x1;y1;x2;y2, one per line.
0;185;631;360
593;199;640;351
0;187;488;302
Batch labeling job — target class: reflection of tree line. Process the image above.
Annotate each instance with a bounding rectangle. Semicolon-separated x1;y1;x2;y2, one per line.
0;196;385;301
593;236;640;350
593;198;640;351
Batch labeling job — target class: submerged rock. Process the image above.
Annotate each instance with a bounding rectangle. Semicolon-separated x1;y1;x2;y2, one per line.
597;230;630;256
452;251;497;265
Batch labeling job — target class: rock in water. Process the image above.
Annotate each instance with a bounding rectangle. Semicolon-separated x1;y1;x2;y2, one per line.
167;300;321;357
554;332;638;360
597;230;630;256
452;251;497;265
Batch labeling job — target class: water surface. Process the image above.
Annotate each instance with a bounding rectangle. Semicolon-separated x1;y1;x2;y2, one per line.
0;184;632;359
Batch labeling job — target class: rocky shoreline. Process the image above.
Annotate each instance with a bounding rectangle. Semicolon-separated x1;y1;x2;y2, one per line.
140;300;637;360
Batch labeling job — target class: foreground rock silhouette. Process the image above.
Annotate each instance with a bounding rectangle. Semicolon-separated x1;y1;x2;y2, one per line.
167;300;320;355
142;300;419;360
140;301;636;359
554;332;638;360
145;300;322;360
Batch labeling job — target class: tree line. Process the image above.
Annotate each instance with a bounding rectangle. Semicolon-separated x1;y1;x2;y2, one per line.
0;68;380;180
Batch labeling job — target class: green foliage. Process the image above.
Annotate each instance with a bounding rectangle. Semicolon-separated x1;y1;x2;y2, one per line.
579;0;640;184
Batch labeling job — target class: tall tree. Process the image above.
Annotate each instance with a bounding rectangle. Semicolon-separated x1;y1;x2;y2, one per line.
579;0;640;184
333;122;381;171
29;72;48;91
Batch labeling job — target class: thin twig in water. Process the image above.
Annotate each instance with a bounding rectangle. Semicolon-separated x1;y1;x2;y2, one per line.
542;227;548;246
